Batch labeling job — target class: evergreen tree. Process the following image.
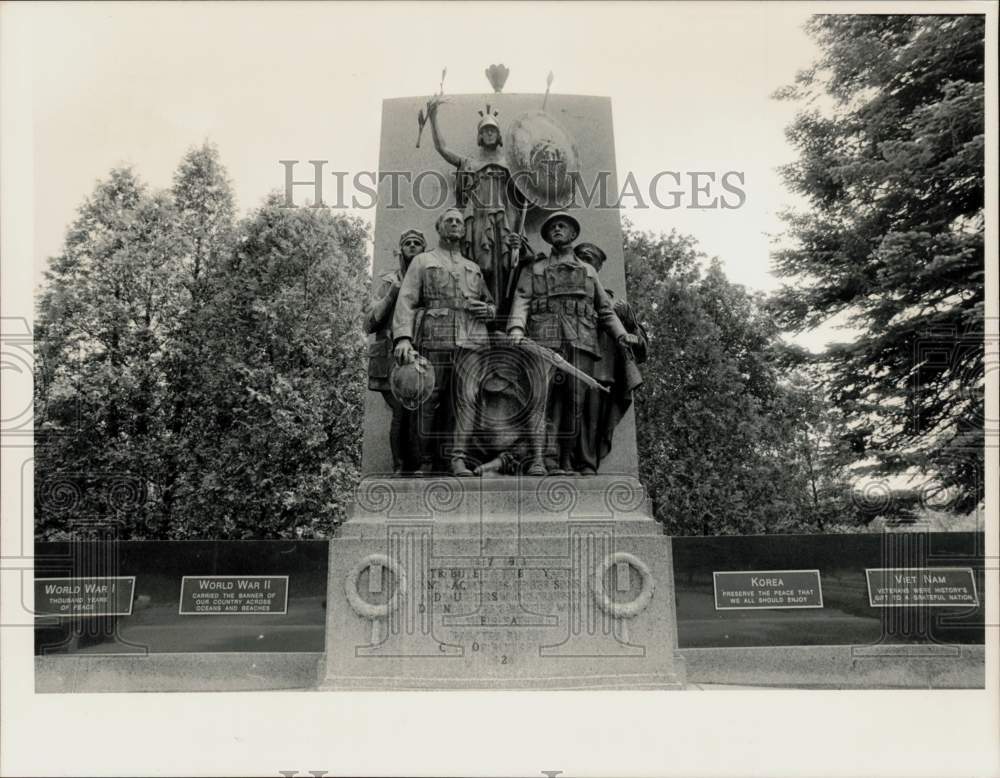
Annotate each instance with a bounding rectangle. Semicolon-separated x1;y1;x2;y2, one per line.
172;142;236;298
35;153;371;539
35;169;186;537
157;143;237;529
771;15;985;511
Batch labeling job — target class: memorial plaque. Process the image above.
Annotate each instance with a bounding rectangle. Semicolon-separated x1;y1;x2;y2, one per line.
322;477;687;689
34;577;136;617
713;570;823;610
178;575;289;615
866;567;979;607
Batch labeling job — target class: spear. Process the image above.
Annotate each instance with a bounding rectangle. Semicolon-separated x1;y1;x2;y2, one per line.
504;199;531;303
542;71;554;110
416;108;427;148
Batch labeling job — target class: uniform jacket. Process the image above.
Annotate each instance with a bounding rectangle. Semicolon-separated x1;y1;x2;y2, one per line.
507;249;627;358
392;246;494;352
592;291;649;384
364;268;402;391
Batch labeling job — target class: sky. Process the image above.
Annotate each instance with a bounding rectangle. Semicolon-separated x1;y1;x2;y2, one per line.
25;1;841;345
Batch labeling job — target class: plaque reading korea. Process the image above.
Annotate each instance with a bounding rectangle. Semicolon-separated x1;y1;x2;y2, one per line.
866;567;979;607
178;575;289;615
713;570;823;610
35;576;136;617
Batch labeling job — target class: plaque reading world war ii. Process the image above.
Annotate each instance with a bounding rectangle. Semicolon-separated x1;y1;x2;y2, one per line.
865;567;979;607
713;570;823;610
178;575;289;615
34;577;136;617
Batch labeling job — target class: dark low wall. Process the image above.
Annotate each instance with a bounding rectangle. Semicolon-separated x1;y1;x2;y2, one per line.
34;540;328;655
33;532;985;655
672;532;985;648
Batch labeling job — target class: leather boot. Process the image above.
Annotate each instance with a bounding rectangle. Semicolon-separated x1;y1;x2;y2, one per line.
526;458;548;477
451;458;473;477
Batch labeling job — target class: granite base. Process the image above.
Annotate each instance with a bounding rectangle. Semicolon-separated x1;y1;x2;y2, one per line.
319;475;687;690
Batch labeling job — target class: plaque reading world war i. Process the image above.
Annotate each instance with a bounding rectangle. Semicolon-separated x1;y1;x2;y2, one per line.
713;570;823;610
178;575;289;615
34;577;136;617
866;567;979;607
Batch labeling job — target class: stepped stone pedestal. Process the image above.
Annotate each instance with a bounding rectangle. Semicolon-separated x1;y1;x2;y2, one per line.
320;475;686;690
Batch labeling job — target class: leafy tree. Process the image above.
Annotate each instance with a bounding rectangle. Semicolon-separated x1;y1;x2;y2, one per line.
771;15;985;512
35;151;371;539
171;195;370;538
35;168;187;538
625;223;858;535
781;369;865;531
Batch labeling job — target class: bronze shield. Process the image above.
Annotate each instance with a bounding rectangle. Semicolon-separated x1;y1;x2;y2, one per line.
506;110;581;210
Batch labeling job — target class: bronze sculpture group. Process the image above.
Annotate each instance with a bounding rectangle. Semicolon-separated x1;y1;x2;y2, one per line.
365;95;647;477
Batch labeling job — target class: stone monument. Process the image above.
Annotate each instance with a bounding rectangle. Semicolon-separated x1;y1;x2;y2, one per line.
321;69;685;689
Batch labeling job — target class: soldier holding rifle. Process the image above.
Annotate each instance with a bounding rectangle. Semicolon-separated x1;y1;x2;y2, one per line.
574;242;648;470
507;212;638;476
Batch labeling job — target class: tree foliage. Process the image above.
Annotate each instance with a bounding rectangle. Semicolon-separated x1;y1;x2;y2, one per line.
183;195;369;538
625;223;860;535
35;146;369;539
35;168;188;538
771;15;985;512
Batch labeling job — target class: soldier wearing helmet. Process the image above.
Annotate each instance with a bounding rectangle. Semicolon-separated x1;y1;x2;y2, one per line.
392;208;496;476
574;241;648;470
364;228;427;474
507;212;633;475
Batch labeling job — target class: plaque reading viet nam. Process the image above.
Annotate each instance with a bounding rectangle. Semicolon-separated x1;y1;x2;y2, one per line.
35;577;136;617
713;570;823;610
178;575;289;615
866;567;979;607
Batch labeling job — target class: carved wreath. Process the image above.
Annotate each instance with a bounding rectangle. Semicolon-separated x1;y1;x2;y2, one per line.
591;552;655;619
344;553;408;620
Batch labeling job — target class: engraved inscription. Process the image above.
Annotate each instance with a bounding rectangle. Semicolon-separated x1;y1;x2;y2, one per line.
428;559;568;660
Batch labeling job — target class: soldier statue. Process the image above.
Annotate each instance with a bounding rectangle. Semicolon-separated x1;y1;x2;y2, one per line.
426;99;527;305
574;242;648;469
392;207;496;476
364;228;427;474
507;212;637;475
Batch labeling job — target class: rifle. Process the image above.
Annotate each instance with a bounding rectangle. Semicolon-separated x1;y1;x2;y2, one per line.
497;332;609;394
